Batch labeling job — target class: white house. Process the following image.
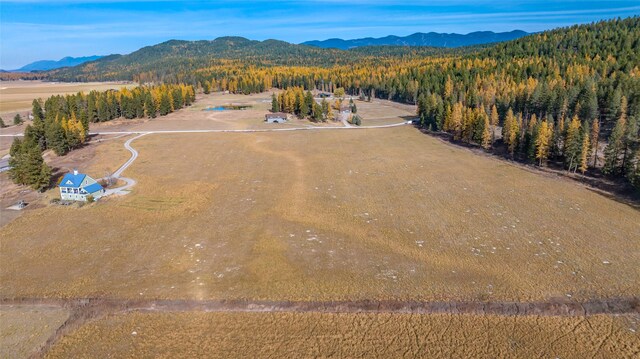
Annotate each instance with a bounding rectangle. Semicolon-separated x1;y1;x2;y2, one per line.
265;112;288;123
59;170;105;201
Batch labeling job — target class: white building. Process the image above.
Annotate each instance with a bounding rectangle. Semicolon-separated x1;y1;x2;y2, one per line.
265;112;288;123
59;170;105;201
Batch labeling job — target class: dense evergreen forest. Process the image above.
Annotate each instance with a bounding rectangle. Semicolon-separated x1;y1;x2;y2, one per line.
7;16;640;190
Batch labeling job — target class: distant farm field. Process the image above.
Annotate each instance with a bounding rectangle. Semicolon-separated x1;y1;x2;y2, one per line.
44;311;639;358
0;80;135;114
1;126;638;301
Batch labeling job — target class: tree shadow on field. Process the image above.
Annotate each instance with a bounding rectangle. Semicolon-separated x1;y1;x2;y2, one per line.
50;167;67;188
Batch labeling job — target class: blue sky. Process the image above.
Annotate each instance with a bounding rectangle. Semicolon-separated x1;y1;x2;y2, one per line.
1;0;639;69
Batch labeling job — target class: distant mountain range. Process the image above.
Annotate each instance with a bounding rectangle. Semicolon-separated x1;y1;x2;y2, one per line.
302;30;529;50
10;55;103;72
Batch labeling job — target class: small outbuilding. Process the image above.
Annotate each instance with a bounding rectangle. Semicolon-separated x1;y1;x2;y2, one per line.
265;112;288;123
59;170;105;201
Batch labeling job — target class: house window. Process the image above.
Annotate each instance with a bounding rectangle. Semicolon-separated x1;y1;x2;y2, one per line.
74;188;78;194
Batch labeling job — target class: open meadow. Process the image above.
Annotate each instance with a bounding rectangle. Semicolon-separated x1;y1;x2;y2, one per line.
43;311;639;359
1;126;638;302
0;93;638;357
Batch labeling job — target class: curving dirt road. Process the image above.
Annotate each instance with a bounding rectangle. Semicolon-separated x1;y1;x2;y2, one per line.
102;133;147;196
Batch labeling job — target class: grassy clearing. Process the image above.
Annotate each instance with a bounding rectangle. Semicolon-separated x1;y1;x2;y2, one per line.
1;127;638;301
0;306;69;359
44;311;640;358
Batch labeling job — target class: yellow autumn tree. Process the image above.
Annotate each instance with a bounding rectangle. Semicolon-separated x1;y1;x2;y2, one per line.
502;108;519;156
535;120;552;166
490;105;499;145
481;111;491;149
451;102;463;140
579;131;591;174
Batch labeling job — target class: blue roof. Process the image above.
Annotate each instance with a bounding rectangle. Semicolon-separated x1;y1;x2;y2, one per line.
59;173;86;188
83;182;104;194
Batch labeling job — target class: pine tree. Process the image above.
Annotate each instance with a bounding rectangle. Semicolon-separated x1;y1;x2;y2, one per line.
525;114;539;162
564;115;582;172
622;112;638;173
8;138;51;191
312;102;323;122
46;119;69;156
588;119;600;168
299;93;310;119
159;92;172;116
321;98;329;121
579;128;591;174
14;113;23;125
442;103;452;132
603;96;627;175
549;114;563;158
462;107;475;143
32;99;44;123
0;117;5;128
144;93;157;118
8;138;26;184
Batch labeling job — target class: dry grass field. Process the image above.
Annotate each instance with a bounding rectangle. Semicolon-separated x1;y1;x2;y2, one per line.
1;92;638;357
0;306;69;359
44;311;639;358
0;81;134;114
1;127;638;302
86;92;404;134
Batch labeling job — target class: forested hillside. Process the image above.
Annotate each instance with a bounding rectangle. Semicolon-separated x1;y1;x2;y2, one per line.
303;30;528;49
38;17;640;189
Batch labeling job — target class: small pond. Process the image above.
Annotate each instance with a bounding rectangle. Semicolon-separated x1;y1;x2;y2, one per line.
203;105;252;111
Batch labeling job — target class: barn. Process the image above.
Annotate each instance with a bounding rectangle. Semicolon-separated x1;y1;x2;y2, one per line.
265;112;288;123
59;170;105;201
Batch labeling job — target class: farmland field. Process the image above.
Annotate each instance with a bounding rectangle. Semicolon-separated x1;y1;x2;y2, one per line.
0;81;135;114
44;311;639;358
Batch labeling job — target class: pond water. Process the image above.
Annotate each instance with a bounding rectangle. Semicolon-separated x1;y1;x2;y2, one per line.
203;105;252;111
